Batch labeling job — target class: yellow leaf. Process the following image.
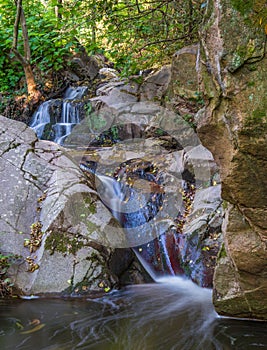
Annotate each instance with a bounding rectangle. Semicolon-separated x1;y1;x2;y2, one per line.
259;17;263;25
20;323;45;334
15;322;24;330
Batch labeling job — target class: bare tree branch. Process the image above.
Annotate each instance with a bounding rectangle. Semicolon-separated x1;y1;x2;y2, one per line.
20;4;31;61
12;0;22;50
139;35;188;51
11;0;41;99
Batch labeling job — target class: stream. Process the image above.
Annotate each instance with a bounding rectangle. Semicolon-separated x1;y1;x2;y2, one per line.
19;86;267;348
1;277;266;350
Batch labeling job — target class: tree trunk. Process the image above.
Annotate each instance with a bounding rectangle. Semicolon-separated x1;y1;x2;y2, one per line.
12;0;41;101
55;0;63;21
23;63;40;99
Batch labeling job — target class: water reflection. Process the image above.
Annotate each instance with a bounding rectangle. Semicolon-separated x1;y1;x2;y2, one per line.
0;277;266;350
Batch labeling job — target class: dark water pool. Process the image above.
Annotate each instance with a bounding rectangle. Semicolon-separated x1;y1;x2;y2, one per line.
0;277;266;350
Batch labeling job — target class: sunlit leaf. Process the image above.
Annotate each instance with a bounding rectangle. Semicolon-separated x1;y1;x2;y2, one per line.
20;323;45;334
15;322;24;330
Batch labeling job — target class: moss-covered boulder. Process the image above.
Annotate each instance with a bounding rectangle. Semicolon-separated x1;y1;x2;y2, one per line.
197;0;267;319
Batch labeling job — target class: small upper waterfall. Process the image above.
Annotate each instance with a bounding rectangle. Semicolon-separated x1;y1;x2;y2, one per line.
30;86;87;145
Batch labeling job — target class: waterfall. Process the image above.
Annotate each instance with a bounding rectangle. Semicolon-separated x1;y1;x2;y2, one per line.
30;86;87;145
30;100;51;139
80;159;169;248
30;91;221;287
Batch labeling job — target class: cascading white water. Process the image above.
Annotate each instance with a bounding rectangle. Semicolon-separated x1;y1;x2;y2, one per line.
30;86;87;144
30;100;51;139
63;86;87;100
53;122;76;144
80;161;170;250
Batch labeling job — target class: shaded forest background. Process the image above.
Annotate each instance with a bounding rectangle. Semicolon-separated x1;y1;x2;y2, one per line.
0;0;205;111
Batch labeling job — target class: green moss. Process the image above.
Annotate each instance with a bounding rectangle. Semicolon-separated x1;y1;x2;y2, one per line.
218;244;227;259
66;195;98;225
87;112;107;131
236;45;247;59
242;108;267;136
130;75;145;85
83;196;97;214
86;221;100;233
252;108;266;119
89;203;97;214
45;232;85;255
247;81;255;87
247;64;257;72
222;200;228;210
231;0;267;33
230;40;257;71
182;114;197;130
231;53;243;70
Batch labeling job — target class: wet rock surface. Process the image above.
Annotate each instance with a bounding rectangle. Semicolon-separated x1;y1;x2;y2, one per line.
0;115;149;296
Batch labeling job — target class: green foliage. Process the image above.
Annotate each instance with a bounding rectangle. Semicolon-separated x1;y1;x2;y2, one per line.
0;21;23;92
0;0;73;93
0;253;11;275
231;0;267;32
183;114;197;130
98;0;205;74
0;251;18;297
218;244;227;259
230;0;253;16
0;0;205;94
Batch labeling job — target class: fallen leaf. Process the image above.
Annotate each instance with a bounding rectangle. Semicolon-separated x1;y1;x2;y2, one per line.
29;319;40;326
20;323;45;334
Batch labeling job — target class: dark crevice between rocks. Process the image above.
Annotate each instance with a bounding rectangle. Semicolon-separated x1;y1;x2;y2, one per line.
108;248;153;286
0;139;21;157
20;149;43;191
202;201;223;240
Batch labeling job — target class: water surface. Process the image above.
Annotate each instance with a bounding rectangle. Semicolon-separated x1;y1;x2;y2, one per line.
1;277;266;350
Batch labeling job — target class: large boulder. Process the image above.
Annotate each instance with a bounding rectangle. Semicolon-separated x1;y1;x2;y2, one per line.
90;79;139;110
139;65;171;102
166;44;204;119
197;0;267;319
0;115;147;296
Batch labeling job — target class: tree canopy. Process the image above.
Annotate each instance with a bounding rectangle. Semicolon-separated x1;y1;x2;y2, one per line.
0;0;205;96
